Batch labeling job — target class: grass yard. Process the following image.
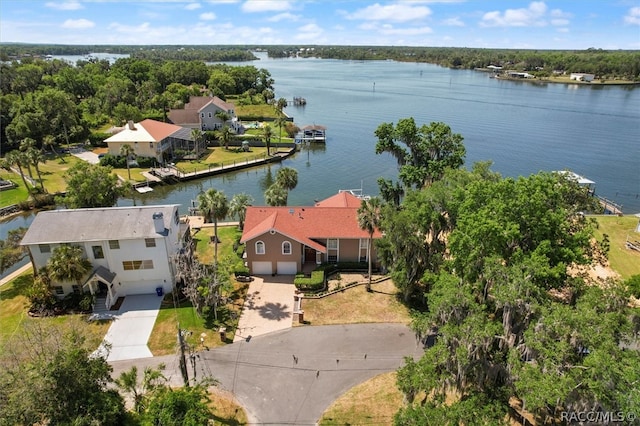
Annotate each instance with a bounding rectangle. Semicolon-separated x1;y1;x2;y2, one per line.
301;279;411;326
193;225;242;265
174;147;268;174
319;372;402;425
594;215;640;280
0;170;30;207
112;167;149;183
37;154;83;193
0;271;110;359
148;224;248;355
208;388;249;425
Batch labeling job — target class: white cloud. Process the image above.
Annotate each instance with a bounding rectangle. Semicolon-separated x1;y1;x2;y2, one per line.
61;18;94;29
108;22;152;34
556;27;569;33
185;3;201;10
380;25;433;36
268;12;300;22
45;2;83;11
480;1;548;27
442;17;464;27
347;3;432;22
624;7;640;25
242;1;293;13
200;12;216;20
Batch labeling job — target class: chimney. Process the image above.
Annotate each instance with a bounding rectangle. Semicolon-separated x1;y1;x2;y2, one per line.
152;212;165;234
128;120;136;130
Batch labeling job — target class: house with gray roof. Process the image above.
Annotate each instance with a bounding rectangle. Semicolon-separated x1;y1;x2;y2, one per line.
168;96;242;133
21;205;191;309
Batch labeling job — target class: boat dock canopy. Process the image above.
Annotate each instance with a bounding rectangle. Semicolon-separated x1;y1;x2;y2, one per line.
554;171;595;185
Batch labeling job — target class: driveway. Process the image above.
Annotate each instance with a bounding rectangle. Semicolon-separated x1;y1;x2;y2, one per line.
71;148;100;164
94;294;163;362
110;323;424;425
233;275;296;342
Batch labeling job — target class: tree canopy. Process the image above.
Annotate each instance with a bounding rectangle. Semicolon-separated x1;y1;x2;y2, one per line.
58;162;128;208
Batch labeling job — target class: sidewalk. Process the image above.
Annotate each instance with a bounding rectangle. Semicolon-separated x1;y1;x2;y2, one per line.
0;263;32;287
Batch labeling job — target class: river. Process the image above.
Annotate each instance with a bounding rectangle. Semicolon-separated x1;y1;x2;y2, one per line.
2;52;639;278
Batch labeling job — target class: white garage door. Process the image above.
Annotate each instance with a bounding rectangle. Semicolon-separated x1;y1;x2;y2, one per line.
252;261;272;275
277;261;298;275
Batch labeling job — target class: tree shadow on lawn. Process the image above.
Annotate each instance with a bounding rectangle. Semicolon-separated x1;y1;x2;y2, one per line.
0;273;33;300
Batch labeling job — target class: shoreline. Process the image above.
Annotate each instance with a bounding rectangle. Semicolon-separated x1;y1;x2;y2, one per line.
475;68;640;86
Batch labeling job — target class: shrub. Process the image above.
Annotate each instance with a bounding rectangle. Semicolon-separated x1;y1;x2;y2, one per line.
294;270;325;291
627;275;640;298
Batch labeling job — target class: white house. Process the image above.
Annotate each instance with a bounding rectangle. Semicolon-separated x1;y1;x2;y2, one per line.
21;205;190;309
570;73;595;82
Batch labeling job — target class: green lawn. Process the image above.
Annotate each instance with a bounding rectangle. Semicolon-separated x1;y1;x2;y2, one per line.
37;154;83;193
0;170;30;207
0;271;110;359
173;147;269;174
594;215;640;280
148;225;248;355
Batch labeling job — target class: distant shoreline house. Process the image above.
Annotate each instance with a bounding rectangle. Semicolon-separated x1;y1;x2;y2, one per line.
570;73;595;82
168;96;242;133
20;205;190;309
240;192;381;275
105;119;206;163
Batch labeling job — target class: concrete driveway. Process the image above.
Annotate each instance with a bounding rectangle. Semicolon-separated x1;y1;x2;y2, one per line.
233;275;296;342
94;294;163;362
71;148;100;164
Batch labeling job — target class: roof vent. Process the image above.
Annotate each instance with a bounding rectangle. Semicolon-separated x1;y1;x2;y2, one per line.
127;120;136;130
152;212;165;234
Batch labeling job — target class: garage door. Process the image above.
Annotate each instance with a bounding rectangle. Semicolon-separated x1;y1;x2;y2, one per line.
277;261;298;275
251;261;272;275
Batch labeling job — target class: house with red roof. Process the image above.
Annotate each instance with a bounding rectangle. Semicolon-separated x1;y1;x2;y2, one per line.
240;192;382;275
168;96;241;133
105;119;206;162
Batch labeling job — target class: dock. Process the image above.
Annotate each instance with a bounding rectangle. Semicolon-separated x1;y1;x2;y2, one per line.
295;125;326;143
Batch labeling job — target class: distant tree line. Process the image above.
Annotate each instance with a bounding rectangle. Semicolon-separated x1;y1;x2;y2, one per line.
0;56;274;153
0;43;258;62
271;45;640;81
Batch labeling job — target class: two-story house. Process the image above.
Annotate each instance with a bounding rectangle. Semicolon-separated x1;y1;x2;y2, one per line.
168;96;241;133
20;205;190;309
240;192;382;275
105;119;205;163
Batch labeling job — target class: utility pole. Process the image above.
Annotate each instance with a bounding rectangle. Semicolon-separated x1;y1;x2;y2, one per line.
177;323;189;387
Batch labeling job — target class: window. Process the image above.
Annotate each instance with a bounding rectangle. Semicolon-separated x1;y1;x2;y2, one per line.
255;241;265;255
39;244;51;253
122;260;154;270
282;241;292;255
72;285;81;294
149;142;154;149
327;239;338;250
54;286;64;295
360;239;368;249
174;210;180;225
92;245;104;259
145;238;156;248
200;112;205;118
208;112;212;118
109;240;120;249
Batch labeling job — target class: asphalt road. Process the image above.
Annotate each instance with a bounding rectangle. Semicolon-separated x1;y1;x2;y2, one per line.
110;323;423;425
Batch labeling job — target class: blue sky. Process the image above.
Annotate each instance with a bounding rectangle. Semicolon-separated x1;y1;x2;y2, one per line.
1;1;639;49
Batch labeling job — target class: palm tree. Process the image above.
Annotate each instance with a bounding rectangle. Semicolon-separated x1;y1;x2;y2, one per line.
43;134;64;162
357;197;382;292
215;110;231;127
262;124;273;156
197;188;229;266
19;138;36;182
115;365;166;414
190;128;205;156
119;144;136;181
275;167;298;192
274;116;287;147
26;147;45;191
264;183;288;207
216;125;235;150
47;245;92;288
229;193;254;230
4;150;31;193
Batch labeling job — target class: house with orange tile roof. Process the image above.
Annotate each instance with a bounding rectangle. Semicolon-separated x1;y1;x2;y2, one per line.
168;96;241;133
240;192;382;275
105;119;206;162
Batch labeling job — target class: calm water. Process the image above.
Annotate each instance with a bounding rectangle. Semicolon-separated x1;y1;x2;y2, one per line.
2;53;639;277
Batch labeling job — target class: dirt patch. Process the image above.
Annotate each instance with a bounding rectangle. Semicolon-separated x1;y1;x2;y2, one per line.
326;273;385;292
